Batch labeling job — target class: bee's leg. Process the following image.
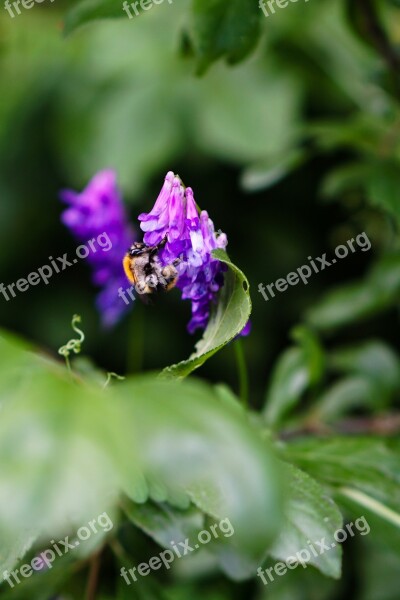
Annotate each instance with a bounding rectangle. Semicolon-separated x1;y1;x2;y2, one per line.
172;252;185;267
146;237;167;256
157;235;168;249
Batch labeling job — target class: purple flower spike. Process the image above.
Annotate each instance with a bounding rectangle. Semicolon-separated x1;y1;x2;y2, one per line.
138;171;175;243
60;170;135;327
138;172;229;334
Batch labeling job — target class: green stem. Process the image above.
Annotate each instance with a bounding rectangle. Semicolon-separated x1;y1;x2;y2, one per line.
339;487;400;529
234;339;249;407
65;355;72;376
85;551;101;600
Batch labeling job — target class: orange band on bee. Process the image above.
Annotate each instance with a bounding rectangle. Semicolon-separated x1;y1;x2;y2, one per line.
166;279;177;291
123;255;137;285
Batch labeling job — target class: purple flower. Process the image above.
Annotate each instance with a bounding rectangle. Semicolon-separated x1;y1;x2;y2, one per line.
239;320;252;337
60;170;135;327
138;172;230;334
60;169;250;337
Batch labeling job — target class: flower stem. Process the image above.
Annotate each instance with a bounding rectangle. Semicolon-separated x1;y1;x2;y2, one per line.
234;339;249;407
85;551;101;600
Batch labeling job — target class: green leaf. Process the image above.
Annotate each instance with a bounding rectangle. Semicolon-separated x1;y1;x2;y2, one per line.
322;160;400;228
0;532;37;578
308;118;386;155
196;67;302;164
312;376;381;421
270;463;343;579
263;348;309;427
306;253;400;332
311;340;400;419
116;563;172;600
241;148;307;192
0;329;282;578
255;566;337;600
0;330;147;571
329;340;400;392
284;438;400;529
321;161;372;199
351;505;400;600
360;541;400;600
347;0;395;59
263;327;324;427
292;326;325;387
116;376;283;564
364;161;400;225
123;500;205;549
56;9;303;193
189;0;262;74
163;250;251;378
64;0;131;36
123;500;258;580
0;554;75;599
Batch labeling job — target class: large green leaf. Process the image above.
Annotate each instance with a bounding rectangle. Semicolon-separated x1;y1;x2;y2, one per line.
163;250;251;378
0;329;282;578
116;376;284;563
270;464;343;579
0;331;147;572
54;9;303;195
189;0;262;73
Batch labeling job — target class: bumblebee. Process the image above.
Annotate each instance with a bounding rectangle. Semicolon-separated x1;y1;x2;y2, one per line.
123;239;179;297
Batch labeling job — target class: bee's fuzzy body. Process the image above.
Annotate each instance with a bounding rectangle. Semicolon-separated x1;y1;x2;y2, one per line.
123;241;179;297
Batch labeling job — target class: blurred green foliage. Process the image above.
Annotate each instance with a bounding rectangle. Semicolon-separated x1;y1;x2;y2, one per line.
0;0;400;598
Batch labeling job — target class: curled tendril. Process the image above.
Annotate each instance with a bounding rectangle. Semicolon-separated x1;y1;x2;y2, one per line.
58;314;85;373
103;372;125;389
